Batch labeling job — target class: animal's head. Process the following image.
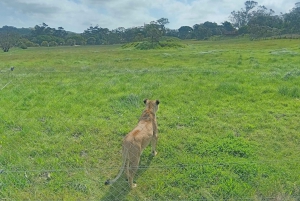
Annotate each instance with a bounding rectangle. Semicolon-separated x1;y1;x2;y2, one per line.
144;99;160;113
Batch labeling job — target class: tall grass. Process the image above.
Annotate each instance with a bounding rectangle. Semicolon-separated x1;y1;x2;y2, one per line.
0;39;300;200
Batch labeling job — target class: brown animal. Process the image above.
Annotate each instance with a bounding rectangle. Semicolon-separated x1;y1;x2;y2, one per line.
105;99;160;188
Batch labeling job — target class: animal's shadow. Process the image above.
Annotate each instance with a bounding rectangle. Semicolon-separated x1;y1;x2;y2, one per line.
100;153;155;201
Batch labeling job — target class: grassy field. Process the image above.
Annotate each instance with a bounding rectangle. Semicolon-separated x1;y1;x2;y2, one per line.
0;39;300;200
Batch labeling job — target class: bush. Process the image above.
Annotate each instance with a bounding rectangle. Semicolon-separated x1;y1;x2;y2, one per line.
49;41;58;47
160;36;181;42
135;41;160;50
66;39;76;46
159;41;186;48
19;38;37;47
87;37;96;45
19;43;27;49
121;42;136;49
41;41;49;47
122;40;186;50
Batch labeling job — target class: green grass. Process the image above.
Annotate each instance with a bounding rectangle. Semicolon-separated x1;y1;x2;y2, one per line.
0;39;300;200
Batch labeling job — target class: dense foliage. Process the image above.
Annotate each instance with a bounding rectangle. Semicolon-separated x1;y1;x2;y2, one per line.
0;1;300;51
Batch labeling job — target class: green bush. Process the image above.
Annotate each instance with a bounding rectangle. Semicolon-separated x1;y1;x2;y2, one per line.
159;41;186;48
19;38;37;47
135;41;160;50
19;43;27;49
122;40;186;50
41;41;49;47
66;39;76;46
49;41;58;47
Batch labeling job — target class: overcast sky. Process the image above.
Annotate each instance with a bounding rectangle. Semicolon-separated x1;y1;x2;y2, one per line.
0;0;297;33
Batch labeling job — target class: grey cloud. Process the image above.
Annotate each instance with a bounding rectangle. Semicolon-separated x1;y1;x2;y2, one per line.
0;0;296;33
2;0;60;16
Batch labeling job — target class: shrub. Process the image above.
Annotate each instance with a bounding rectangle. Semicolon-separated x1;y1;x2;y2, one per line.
49;41;58;47
135;41;160;50
159;41;186;48
19;43;27;49
87;37;96;45
122;40;186;50
19;38;37;47
66;39;76;46
41;41;49;47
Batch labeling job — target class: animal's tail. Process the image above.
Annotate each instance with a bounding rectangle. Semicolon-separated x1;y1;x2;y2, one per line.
105;148;128;185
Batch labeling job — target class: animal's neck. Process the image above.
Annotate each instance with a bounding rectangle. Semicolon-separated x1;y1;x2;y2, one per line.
139;109;156;122
146;109;155;115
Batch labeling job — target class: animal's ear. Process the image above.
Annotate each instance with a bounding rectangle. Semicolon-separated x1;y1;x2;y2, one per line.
156;100;160;105
143;99;148;104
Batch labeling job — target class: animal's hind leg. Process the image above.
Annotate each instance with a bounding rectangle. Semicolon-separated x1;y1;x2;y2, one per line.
125;160;129;181
151;135;158;156
128;160;139;188
128;156;140;188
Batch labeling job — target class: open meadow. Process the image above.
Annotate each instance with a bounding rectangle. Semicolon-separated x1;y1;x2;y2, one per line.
0;39;300;200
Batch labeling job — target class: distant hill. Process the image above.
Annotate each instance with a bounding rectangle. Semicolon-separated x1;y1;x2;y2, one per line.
0;26;32;36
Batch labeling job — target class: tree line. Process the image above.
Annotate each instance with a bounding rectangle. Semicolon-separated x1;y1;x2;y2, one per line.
1;1;300;52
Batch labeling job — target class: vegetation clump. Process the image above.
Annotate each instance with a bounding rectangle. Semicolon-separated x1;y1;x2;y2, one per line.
122;37;186;50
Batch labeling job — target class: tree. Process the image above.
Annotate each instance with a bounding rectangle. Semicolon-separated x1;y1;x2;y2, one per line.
248;6;278;27
157;18;169;27
193;24;210;40
230;1;258;28
82;25;111;45
87;37;96;45
41;41;49;47
31;23;49;37
54;27;67;38
49;41;58;47
114;27;126;43
0;32;19;52
165;28;179;37
246;5;284;38
156;18;169;34
203;21;223;36
123;27;143;43
245;1;258;13
284;6;300;34
178;26;193;39
222;21;236;32
67;34;86;45
134;33;144;42
19;38;37;47
66;39;76;46
0;26;30;36
29;23;68;45
144;22;162;46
